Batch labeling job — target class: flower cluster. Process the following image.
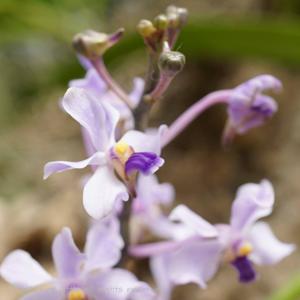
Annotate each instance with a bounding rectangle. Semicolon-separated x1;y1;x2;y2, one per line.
0;5;294;300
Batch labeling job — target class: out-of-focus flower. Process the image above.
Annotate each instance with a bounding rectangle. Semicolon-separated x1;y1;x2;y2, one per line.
44;87;166;219
223;75;282;145
69;68;144;133
130;174;175;244
0;223;155;300
131;180;294;297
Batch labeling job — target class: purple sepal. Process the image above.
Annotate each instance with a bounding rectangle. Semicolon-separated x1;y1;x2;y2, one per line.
125;152;164;176
231;256;256;283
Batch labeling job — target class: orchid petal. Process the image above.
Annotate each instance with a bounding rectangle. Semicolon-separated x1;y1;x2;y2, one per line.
125;152;164;176
169;205;218;238
83;165;129;219
155;239;222;288
120;125;167;155
52;227;85;280
43;152;106;179
0;250;52;289
69;68;107;98
87;269;155;300
129;77;145;108
150;255;173;300
62;87;119;151
21;288;62;300
84;216;124;271
248;222;295;265
135;175;175;209
230;180;274;233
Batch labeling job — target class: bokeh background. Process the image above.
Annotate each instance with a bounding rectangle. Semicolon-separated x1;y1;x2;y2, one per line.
1;0;300;299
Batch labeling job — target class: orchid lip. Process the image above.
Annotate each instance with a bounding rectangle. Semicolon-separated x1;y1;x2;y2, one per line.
231;256;256;283
125;152;164;175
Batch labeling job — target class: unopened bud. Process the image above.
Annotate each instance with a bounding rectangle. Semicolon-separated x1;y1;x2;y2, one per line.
159;51;185;77
137;20;156;37
153;14;168;30
73;28;124;59
166;5;188;27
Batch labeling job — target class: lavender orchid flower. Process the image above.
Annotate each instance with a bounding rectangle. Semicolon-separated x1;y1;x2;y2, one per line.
44;87;166;219
222;75;282;144
0;221;155;300
130;174;175;244
162;75;282;147
69;68;145;133
130;180;295;296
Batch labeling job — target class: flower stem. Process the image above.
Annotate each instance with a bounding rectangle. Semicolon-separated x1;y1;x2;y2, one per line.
91;58;134;109
149;73;173;100
162;89;232;147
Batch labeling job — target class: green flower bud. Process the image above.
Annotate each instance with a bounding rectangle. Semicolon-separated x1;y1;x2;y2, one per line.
158;51;185;77
73;28;124;59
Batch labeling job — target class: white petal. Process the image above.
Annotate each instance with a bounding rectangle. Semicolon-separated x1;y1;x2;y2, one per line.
83;165;129;219
230;179;274;233
120;125;167;155
52;228;85;279
129;77;145;108
84;216;124;271
21;288;63;300
248;222;295;265
0;250;52;289
169;205;218;238
62;87;119;151
150;255;173;300
43;152;106;179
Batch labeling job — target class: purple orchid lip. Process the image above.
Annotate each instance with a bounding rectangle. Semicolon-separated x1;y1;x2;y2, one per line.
231;256;256;283
125;152;164;176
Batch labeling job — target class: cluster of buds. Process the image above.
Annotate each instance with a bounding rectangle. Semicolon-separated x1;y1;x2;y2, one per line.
137;5;188;53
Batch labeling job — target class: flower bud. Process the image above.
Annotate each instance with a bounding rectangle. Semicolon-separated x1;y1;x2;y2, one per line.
166;5;188;27
73;28;124;59
153;14;168;30
137;19;156;37
158;51;185;77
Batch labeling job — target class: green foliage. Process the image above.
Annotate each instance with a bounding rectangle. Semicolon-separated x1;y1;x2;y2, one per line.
268;274;300;300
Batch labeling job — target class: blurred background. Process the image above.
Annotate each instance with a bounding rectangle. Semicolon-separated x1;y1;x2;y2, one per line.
1;0;300;299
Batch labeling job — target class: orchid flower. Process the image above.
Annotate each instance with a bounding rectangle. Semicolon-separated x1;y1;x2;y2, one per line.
222;75;282;144
69;67;144;133
44;87;165;219
130;180;295;296
162;75;282;147
130;174;175;244
0;221;155;300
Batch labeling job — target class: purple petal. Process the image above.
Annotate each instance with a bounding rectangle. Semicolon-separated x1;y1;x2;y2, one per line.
62;87;119;151
248;222;295;265
120;125;167;155
83;165;129;219
230;180;274;233
43;151;106;179
0;250;52;289
236;74;282;96
52;227;85;280
169;205;219;238
125;152;164;176
21;288;62;300
231;256;256;283
84;216;124;271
